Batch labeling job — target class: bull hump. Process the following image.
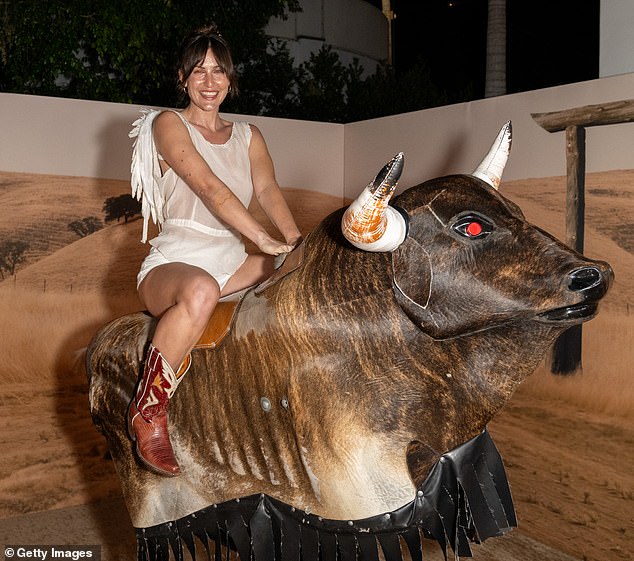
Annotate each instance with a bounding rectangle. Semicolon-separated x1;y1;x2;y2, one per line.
302;216;393;301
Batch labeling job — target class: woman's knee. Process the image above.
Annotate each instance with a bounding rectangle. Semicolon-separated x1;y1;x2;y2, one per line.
180;273;220;322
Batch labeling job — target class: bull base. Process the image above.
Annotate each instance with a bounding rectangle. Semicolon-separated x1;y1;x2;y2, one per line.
136;429;515;561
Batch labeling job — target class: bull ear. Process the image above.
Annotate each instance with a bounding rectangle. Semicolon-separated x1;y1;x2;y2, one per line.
341;153;407;252
472;121;512;190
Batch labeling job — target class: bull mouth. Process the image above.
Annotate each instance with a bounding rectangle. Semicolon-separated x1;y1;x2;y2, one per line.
537;302;598;323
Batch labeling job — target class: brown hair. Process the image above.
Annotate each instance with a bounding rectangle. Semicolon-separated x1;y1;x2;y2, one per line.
177;24;239;99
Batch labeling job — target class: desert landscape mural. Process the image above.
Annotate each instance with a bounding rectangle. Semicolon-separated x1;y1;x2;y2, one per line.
0;168;632;561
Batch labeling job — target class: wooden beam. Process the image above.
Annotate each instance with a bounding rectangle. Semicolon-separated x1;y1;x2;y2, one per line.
532;99;634;132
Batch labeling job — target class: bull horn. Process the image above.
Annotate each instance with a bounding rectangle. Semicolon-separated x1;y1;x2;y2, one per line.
472;121;512;190
341;153;407;252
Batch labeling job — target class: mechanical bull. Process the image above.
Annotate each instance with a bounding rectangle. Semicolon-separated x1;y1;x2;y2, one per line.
87;122;613;561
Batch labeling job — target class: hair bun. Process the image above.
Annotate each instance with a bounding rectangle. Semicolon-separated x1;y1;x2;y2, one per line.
195;23;222;39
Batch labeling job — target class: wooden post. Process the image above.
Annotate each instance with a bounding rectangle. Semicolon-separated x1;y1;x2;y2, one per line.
551;126;586;374
565;125;586;254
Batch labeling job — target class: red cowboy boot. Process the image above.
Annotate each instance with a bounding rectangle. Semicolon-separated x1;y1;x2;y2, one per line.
127;344;190;476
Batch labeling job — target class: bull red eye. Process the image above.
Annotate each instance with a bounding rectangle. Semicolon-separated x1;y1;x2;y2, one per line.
465;221;482;237
452;214;493;239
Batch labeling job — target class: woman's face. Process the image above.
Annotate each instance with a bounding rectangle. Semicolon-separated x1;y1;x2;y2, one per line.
183;48;230;112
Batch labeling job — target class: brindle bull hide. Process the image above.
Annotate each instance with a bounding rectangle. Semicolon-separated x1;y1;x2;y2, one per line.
87;123;613;561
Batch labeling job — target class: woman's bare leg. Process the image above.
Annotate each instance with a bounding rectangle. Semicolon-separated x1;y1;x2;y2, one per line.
221;253;277;296
130;255;278;476
130;263;221;476
139;262;221;369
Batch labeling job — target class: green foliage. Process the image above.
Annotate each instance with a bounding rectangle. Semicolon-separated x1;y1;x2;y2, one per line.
0;0;464;122
228;42;459;123
68;216;104;238
0;239;29;279
224;39;300;118
0;0;300;106
294;46;352;122
346;60;459;122
103;194;142;224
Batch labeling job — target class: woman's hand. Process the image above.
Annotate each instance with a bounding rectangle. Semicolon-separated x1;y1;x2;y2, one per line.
255;233;296;255
287;235;303;248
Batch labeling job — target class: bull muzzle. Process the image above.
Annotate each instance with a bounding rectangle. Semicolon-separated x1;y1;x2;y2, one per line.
538;263;614;323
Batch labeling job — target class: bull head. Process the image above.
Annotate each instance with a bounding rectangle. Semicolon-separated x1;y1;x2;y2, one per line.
389;123;610;339
342;122;610;339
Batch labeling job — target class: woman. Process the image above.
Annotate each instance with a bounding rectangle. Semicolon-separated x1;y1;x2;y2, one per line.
128;24;302;476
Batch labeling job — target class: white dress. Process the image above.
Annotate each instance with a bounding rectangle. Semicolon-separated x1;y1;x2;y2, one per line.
129;109;253;289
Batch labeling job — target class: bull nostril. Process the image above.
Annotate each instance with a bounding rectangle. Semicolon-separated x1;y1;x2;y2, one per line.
568;266;601;292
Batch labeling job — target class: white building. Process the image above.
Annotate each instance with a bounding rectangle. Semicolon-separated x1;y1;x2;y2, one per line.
266;0;388;76
600;0;634;77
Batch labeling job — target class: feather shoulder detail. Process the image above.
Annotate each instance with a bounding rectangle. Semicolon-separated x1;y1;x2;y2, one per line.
129;108;164;243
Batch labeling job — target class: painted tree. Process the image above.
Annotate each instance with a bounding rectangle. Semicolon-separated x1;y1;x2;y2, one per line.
68;216;104;238
103;195;141;224
0;240;29;279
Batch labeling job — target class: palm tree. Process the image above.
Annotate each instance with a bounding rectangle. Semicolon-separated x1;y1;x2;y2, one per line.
382;0;395;66
484;0;506;98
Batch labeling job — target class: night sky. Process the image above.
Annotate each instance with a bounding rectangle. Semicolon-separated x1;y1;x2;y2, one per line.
365;0;599;99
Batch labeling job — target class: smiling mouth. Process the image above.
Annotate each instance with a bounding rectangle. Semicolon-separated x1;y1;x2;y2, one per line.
537;302;598;323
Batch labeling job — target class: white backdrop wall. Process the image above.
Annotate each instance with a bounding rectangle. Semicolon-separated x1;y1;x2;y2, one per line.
2;71;634;201
344;72;634;198
0;93;345;197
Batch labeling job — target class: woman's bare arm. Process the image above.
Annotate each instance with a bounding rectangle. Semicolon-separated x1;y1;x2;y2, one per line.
249;125;302;246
